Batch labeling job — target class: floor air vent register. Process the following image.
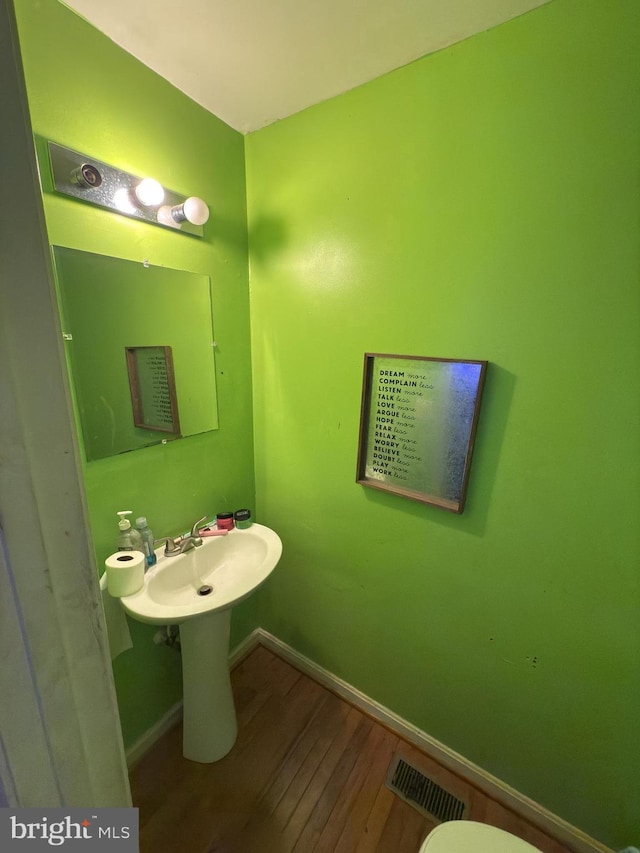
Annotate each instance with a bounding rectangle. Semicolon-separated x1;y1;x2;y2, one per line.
386;756;467;823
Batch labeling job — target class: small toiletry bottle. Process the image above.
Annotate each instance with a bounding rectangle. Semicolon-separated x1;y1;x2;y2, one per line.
234;509;252;529
116;511;144;551
216;512;235;531
135;516;157;567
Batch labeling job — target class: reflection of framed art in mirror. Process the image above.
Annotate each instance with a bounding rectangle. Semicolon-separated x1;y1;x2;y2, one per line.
125;346;181;434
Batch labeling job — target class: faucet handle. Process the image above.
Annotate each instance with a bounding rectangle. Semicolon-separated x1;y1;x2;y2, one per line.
155;536;181;556
191;515;207;539
190;516;208;545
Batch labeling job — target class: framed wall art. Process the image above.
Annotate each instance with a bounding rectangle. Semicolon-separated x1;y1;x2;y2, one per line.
356;353;487;513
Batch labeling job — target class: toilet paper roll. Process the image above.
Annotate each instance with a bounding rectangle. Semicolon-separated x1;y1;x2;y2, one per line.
105;550;145;597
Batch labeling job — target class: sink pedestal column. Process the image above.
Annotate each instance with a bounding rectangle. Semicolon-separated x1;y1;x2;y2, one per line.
180;609;237;763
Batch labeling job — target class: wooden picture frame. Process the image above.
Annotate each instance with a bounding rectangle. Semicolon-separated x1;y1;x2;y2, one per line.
125;346;181;434
356;353;487;513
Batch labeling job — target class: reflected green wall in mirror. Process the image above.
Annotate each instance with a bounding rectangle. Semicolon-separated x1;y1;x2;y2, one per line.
52;247;219;461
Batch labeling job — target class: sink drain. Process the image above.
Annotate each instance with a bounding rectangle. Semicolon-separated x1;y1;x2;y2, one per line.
197;584;213;596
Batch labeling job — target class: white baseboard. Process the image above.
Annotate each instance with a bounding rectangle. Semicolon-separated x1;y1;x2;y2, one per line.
125;627;611;853
252;628;612;853
125;701;183;769
229;629;262;668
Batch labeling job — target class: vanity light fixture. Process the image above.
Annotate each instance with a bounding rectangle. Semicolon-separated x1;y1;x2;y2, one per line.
46;141;209;237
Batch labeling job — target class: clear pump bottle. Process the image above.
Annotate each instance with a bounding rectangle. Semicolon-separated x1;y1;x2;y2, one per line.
116;511;144;552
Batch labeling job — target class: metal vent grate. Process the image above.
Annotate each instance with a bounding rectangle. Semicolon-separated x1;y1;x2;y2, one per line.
386;756;467;823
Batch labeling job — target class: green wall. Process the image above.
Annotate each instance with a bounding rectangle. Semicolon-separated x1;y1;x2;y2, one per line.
13;0;256;746
245;0;640;846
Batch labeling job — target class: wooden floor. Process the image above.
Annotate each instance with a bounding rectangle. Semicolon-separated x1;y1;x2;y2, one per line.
130;645;575;853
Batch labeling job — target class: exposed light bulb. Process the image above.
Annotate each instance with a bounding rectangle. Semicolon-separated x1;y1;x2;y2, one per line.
113;187;137;214
170;196;210;226
183;197;209;225
134;178;165;207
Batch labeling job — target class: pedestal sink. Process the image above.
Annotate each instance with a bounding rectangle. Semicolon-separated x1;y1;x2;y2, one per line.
120;523;282;763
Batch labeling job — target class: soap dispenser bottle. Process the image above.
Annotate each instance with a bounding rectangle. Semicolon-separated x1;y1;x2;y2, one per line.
116;511;144;552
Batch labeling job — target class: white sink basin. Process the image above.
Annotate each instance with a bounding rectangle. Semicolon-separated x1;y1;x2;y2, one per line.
120;523;282;625
119;522;282;763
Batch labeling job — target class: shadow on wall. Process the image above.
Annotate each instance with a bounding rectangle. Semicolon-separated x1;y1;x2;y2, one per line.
360;363;516;539
213;212;252;253
247;215;289;268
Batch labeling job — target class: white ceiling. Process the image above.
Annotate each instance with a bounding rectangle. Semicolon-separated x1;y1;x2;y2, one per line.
61;0;551;134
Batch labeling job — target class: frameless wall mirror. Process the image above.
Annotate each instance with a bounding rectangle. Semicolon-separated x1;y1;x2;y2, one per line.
52;247;219;461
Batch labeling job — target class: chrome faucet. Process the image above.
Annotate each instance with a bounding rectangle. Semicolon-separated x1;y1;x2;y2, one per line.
155;516;207;557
